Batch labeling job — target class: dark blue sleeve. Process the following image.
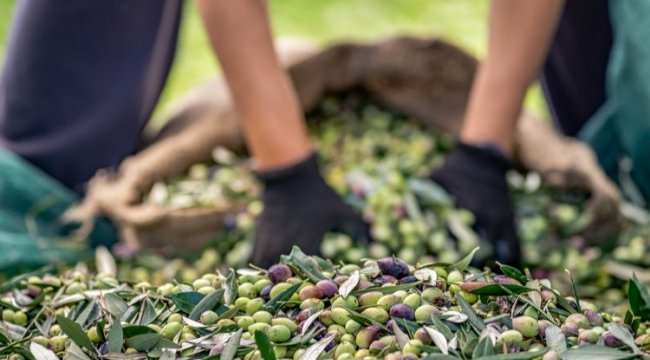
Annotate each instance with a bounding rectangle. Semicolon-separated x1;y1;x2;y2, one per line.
0;0;183;193
541;0;613;137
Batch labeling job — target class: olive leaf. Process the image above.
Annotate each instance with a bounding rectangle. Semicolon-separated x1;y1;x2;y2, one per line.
455;293;484;332
0;332;9;345
392;317;420;336
441;311;468;324
425;326;449;355
472;336;495;358
125;333;161;352
182;317;207;329
264;282;302;314
221;328;243;360
449;247;480;272
495;262;528;285
169;292;204;315
189;289;225;320
139;298;157;325
56;315;97;354
299;332;336;360
152;338;180;350
122;325;157;337
607;323;640;353
468;284;531;296
565;269;581;313
281;246;326;283
390;320;410;349
107;319;124;354
544;325;566;354
224;270;238;306
300;310;323;337
560;345;635;360
254;331;277;360
29;342;58;360
350;282;420;296
473;349;547;360
104;293;129;320
421;355;462;360
339;270;359;298
409;178;452;206
216;305;241;322
431;315;455;341
63;342;93;360
628;274;650;321
95;246;117;277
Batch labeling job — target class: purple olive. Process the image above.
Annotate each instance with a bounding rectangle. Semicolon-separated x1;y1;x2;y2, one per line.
369;340;387;353
561;322;579;337
260;284;272;301
209;343;225;355
267;264;292;283
99;342;109;355
377;257;410;279
373;275;398;286
389;304;415;321
538;320;551;339
399;276;418;284
316;280;338;298
324;339;336;351
602;332;623;347
358;279;374;290
584;311;603;327
333;275;350;285
296;308;316;323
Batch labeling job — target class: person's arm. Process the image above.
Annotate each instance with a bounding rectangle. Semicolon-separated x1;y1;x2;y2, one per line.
195;0;311;170
195;0;368;266
460;0;565;154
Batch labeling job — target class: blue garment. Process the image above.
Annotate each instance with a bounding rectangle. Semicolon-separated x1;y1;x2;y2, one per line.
0;0;183;194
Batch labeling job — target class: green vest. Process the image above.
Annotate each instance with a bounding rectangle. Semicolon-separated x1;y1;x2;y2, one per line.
579;0;650;206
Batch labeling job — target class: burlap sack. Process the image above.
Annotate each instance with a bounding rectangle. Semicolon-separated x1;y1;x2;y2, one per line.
68;36;621;254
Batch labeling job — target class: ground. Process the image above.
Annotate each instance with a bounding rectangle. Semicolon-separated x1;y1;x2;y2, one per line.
0;0;546;126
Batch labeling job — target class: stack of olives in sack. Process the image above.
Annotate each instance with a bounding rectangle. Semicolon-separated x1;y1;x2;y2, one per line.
130;96;650;301
1;247;649;359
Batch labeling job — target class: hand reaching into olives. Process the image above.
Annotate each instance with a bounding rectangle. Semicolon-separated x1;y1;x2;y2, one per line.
430;142;521;266
251;153;370;267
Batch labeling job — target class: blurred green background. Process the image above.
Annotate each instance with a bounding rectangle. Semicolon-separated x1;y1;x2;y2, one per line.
0;0;546;124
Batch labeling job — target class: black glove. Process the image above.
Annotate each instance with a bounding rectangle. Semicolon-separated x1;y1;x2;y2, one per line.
251;153;369;267
430;142;521;266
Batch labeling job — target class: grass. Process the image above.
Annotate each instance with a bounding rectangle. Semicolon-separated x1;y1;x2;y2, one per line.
0;0;546;126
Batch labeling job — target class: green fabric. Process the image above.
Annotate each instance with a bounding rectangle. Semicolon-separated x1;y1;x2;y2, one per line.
0;149;117;274
579;0;650;205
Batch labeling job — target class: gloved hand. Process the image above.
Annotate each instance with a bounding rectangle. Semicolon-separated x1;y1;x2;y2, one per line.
251;152;369;267
430;142;521;266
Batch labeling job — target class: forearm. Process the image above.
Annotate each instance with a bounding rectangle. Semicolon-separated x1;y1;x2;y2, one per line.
196;0;311;170
461;0;565;154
